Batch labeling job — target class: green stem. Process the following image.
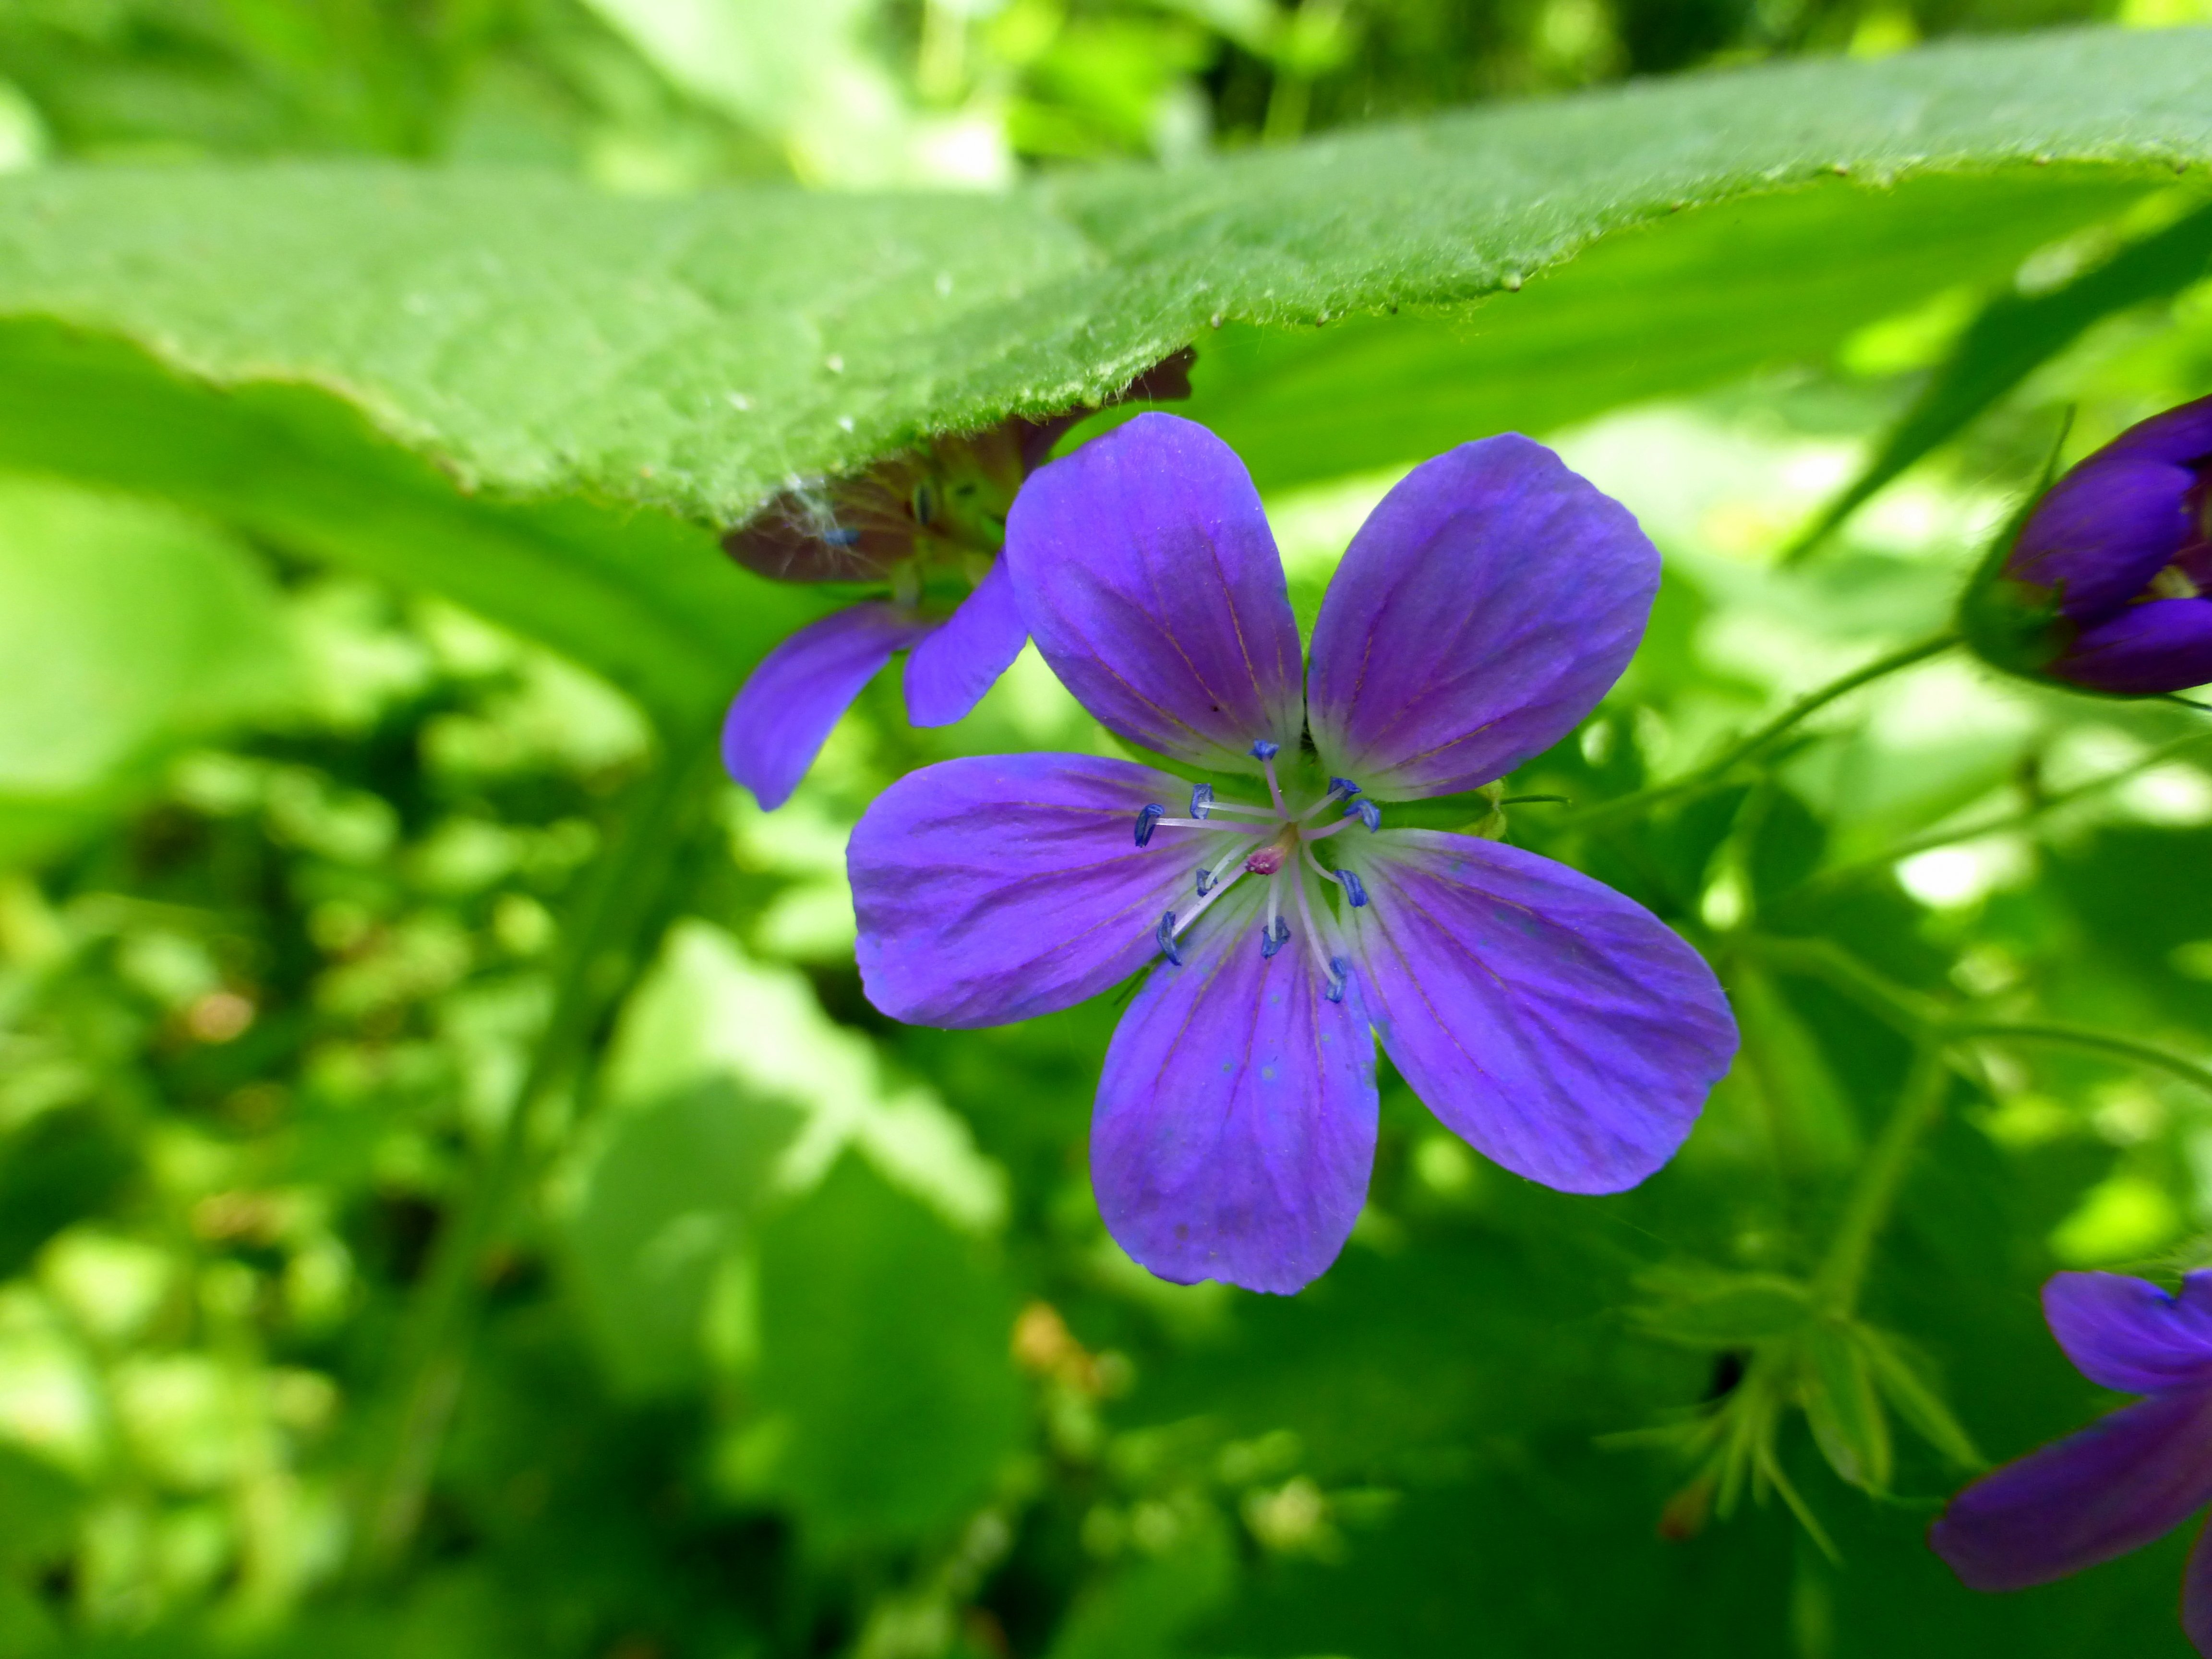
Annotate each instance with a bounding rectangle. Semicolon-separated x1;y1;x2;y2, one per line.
1559;633;1959;835
349;726;719;1579
1744;939;2212;1102
1812;1042;1949;1316
1788;726;2212;901
1735;935;1945;1037
1948;1022;2212;1103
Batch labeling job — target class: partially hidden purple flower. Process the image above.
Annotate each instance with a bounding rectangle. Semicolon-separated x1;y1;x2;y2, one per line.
1932;1270;2212;1655
721;351;1194;809
845;412;1739;1295
1967;395;2212;697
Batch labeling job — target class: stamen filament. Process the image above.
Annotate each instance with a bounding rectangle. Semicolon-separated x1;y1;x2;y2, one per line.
1301;846;1369;907
1196;841;1247;895
1289;868;1342;996
1170;866;1244;938
1250;739;1287;814
1152;816;1268;833
1303;815;1353;842
1296;779;1358;824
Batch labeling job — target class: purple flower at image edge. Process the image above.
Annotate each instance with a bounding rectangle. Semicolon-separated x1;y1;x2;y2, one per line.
1975;394;2212;697
845;411;1740;1294
1931;1270;2212;1656
720;352;1195;809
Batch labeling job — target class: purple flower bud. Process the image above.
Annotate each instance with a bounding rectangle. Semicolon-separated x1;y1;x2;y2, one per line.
1966;396;2212;697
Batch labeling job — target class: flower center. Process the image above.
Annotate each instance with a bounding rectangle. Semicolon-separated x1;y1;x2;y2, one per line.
1131;740;1378;1001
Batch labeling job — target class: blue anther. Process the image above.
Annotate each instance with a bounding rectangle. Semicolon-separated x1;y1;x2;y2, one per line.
1195;867;1213;896
1134;803;1166;847
1249;739;1280;760
823;525;863;548
1329;776;1362;797
1325;957;1353;1004
1337;869;1369;907
1344;798;1382;833
1189;783;1214;819
1260;917;1289;959
1156;911;1183;966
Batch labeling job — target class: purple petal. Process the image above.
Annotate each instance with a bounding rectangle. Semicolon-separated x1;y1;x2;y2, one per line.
2009;453;2197;627
903;558;1029;727
1003;412;1304;773
1091;877;1377;1295
723;603;932;811
2054;598;2212;696
1306;436;1659;799
1931;1388;2212;1591
2103;396;2212;468
850;752;1199;1028
1333;830;1735;1192
2185;1515;2212;1658
2044;1271;2212;1395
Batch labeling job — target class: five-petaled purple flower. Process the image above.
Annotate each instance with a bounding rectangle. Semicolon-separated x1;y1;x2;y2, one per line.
1932;1269;2212;1656
721;353;1193;808
845;412;1739;1295
1967;394;2212;697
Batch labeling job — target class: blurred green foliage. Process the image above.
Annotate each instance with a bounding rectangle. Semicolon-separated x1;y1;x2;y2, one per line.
7;4;2212;1659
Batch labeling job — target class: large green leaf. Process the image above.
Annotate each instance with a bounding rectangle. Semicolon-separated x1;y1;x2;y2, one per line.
2;29;2211;530
4;29;2212;721
1185;170;2149;493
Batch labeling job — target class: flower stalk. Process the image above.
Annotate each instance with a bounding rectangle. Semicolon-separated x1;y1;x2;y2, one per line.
1560;632;1959;835
349;727;724;1579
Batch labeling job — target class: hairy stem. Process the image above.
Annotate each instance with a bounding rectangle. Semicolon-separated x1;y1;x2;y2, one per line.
1561;632;1959;835
349;727;720;1578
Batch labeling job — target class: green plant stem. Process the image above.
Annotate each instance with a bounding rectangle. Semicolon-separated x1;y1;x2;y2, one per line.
1559;632;1959;835
350;726;720;1579
1787;725;2212;901
1812;1042;1949;1317
1949;1022;2212;1102
1734;935;1945;1037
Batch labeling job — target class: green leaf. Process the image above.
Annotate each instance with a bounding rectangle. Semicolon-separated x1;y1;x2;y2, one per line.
0;471;294;832
1187;169;2142;494
747;1154;1023;1549
1858;1325;1985;1471
0;1443;80;1573
3;31;2212;528
1046;1511;1236;1659
1788;192;2212;560
1800;1322;1893;1495
1631;1262;1813;1348
560;1078;801;1398
0;324;807;732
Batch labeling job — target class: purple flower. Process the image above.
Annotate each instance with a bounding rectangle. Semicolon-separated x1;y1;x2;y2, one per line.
721;353;1194;809
1967;396;2212;697
845;413;1738;1295
1932;1270;2212;1655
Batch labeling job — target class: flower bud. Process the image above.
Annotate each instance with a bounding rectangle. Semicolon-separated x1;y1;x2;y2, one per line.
1963;395;2212;697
